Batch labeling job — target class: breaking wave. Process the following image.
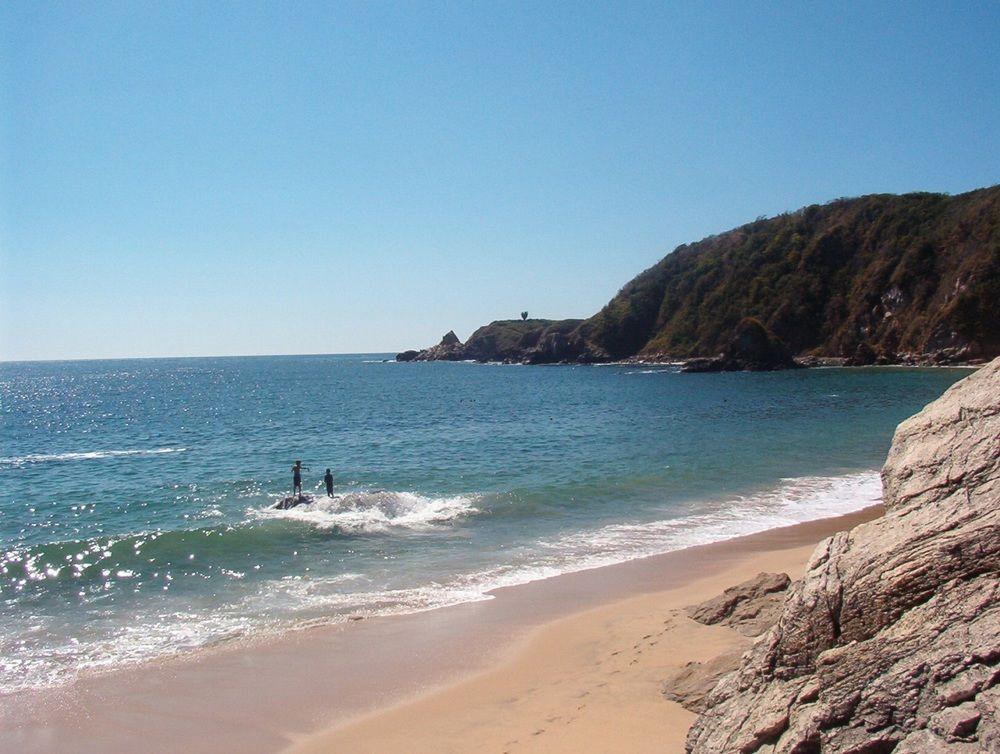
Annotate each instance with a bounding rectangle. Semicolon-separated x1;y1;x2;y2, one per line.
253;490;480;533
0;472;878;694
1;447;186;468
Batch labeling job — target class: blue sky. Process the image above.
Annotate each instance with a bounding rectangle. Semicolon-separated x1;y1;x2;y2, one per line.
2;1;998;360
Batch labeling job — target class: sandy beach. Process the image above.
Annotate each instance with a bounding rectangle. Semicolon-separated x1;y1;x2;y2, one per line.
1;505;880;754
286;512;878;754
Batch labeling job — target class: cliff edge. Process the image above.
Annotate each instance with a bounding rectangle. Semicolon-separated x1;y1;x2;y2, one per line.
687;357;1000;752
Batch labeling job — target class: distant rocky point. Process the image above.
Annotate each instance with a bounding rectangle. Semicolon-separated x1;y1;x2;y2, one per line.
397;319;585;364
398;187;999;369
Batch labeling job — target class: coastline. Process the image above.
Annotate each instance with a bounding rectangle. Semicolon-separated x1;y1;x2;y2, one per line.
286;534;839;754
1;505;881;754
396;356;983;369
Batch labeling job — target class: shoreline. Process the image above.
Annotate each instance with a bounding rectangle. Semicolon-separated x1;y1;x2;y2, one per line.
396;357;982;369
1;505;881;754
286;530;850;753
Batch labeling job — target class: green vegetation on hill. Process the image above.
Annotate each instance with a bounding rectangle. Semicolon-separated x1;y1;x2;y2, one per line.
401;186;999;365
583;186;999;363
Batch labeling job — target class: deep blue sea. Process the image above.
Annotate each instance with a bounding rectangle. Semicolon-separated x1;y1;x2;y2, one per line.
0;356;966;693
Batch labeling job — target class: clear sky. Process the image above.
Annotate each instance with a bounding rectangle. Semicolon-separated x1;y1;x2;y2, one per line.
1;1;998;361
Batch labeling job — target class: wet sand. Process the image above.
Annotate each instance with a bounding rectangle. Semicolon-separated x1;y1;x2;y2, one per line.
0;507;880;754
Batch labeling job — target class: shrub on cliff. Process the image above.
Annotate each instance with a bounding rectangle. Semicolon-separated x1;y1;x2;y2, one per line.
587;186;999;363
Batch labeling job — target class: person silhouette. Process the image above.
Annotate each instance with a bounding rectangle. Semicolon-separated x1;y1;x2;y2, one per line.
291;460;309;497
324;468;334;497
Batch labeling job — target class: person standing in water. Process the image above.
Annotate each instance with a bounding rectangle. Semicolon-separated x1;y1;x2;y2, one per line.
324;468;334;497
291;460;309;496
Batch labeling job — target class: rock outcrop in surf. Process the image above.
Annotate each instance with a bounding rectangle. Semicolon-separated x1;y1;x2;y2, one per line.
685;357;1000;752
680;318;802;372
273;494;315;510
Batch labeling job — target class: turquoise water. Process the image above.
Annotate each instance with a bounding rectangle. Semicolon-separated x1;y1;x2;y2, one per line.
0;356;966;692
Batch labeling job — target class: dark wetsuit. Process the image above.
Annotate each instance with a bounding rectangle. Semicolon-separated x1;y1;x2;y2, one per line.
324;472;333;497
293;468;303;494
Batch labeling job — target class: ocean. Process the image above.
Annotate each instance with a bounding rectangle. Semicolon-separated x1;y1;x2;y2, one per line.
0;356;966;694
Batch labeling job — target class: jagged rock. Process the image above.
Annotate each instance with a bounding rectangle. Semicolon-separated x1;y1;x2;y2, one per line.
686;357;1000;752
417;331;467;360
397;331;469;362
847;341;878;366
663;574;791;713
682;319;802;372
272;494;315;510
686;572;791;637
396;320;590;363
680;357;728;373
663;646;749;713
723;318;802;371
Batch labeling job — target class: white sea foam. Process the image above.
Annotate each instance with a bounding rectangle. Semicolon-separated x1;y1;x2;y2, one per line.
523;471;882;573
354;471;885;616
1;472;880;694
0;447;186;467
252;490;480;533
247;471;882;621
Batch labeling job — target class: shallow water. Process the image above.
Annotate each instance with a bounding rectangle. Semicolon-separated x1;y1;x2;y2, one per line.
0;355;967;692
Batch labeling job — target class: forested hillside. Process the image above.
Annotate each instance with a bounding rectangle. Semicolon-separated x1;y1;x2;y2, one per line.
400;186;1000;365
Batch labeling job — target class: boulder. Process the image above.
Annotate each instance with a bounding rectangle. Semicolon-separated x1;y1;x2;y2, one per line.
680;357;728;373
682;318;802;372
662;574;792;714
663;646;749;713
686;572;791;637
272;494;316;510
686;357;1000;752
395;331;469;362
418;331;466;360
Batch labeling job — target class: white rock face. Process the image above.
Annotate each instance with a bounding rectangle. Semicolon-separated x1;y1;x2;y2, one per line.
687;358;1000;753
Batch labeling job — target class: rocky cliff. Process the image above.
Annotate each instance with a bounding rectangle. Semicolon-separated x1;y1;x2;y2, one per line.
680;318;802;372
686;357;1000;752
397;319;584;364
399;186;1000;365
